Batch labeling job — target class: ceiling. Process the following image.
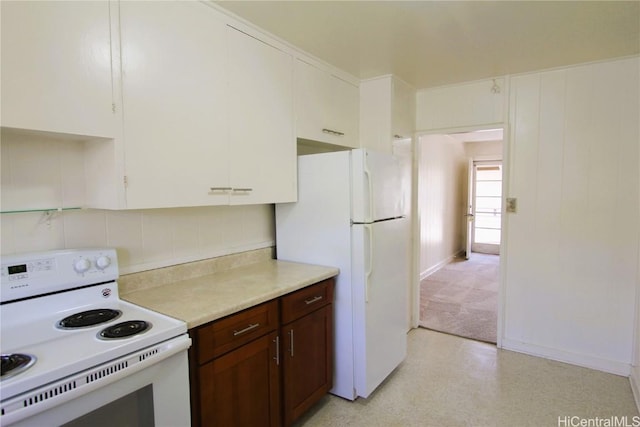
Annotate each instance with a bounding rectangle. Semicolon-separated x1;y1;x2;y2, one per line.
214;1;640;90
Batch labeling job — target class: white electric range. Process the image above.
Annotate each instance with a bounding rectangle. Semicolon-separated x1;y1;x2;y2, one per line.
0;248;192;426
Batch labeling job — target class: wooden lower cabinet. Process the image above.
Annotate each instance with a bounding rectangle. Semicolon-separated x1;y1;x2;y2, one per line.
198;331;280;427
282;305;333;426
189;278;335;427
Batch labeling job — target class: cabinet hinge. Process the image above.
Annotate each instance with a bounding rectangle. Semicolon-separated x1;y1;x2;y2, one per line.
112;103;116;113
123;176;128;188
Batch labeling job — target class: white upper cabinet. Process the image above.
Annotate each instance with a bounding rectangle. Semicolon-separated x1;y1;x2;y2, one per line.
227;27;296;205
0;1;116;137
119;4;296;209
416;78;505;131
119;1;229;209
391;78;416;141
295;60;359;148
360;76;415;154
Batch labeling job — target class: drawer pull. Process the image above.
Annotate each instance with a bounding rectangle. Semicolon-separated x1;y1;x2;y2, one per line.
304;296;323;305
233;323;260;336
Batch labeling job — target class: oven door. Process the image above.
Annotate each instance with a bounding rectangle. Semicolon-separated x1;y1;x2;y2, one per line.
4;336;191;427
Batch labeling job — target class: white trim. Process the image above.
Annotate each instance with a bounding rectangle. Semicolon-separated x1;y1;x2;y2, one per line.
631;365;640;412
419;251;464;281
411;134;422;329
472;155;503;162
496;79;512;350
502;338;632;377
415;122;505;137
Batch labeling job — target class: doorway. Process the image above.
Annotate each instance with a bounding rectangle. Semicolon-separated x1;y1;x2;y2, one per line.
417;129;502;344
467;160;502;257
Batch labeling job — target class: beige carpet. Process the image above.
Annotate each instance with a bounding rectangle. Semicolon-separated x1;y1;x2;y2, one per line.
419;253;499;343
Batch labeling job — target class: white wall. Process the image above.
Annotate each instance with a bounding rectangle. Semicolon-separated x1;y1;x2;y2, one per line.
464;140;503;159
418;134;467;277
503;57;639;375
0;132;275;274
416;78;505;132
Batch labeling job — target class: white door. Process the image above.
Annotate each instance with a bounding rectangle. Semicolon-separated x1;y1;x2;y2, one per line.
471;161;502;254
465;158;474;259
351;217;409;398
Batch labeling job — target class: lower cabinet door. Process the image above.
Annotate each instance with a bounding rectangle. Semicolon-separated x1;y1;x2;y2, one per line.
282;305;333;426
198;331;280;427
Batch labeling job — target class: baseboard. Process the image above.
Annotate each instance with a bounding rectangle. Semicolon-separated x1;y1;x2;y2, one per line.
502;338;632;377
631;365;640;412
420;250;465;280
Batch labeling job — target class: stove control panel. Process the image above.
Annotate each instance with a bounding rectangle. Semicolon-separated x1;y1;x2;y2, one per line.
1;249;119;303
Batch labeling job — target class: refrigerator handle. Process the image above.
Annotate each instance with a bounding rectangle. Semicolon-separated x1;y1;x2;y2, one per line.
364;224;373;303
363;160;374;222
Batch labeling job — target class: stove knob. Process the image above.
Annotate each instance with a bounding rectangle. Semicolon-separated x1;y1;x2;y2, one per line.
96;255;112;270
73;258;92;274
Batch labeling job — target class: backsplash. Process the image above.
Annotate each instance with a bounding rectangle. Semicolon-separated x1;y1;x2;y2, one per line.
0;205;275;274
118;246;274;295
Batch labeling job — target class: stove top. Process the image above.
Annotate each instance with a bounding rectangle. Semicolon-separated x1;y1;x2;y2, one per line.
98;320;150;340
58;309;122;329
0;249;187;402
1;353;36;380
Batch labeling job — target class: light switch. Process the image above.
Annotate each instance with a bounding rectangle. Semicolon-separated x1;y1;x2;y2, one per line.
506;197;517;213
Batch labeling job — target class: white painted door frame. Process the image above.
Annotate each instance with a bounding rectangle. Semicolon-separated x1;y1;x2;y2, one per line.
465;158;474;259
412;123;508;349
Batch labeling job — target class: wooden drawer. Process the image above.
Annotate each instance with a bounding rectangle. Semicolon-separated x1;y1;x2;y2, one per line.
281;278;334;324
196;300;279;364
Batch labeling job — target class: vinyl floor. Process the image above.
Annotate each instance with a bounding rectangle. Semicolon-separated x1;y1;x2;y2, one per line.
295;328;639;427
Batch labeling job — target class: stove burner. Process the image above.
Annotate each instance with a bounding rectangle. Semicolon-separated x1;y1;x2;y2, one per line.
98;320;151;340
58;309;122;329
1;353;36;380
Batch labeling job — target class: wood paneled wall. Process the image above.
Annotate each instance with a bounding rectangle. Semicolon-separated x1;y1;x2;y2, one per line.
503;57;639;374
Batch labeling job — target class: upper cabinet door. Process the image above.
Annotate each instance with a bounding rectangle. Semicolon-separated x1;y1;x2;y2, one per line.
0;1;116;137
120;1;229;209
227;27;296;205
295;60;359;149
391;78;416;141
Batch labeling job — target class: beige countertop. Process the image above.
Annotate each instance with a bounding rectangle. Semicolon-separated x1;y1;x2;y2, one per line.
121;260;339;329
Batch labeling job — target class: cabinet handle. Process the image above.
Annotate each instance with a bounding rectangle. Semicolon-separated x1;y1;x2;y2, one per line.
304;295;323;305
233;323;260;336
274;336;280;366
209;187;232;192
322;128;345;137
394;134;404;139
289;329;294;357
232;188;253;193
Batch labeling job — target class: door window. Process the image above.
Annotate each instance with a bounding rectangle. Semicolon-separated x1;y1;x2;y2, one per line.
473;164;502;249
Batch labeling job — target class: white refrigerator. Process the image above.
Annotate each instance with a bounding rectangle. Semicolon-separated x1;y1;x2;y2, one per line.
275;148;409;400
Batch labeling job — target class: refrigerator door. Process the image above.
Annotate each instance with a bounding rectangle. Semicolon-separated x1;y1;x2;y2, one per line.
351;149;404;223
275;151;356;399
351;216;409;398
